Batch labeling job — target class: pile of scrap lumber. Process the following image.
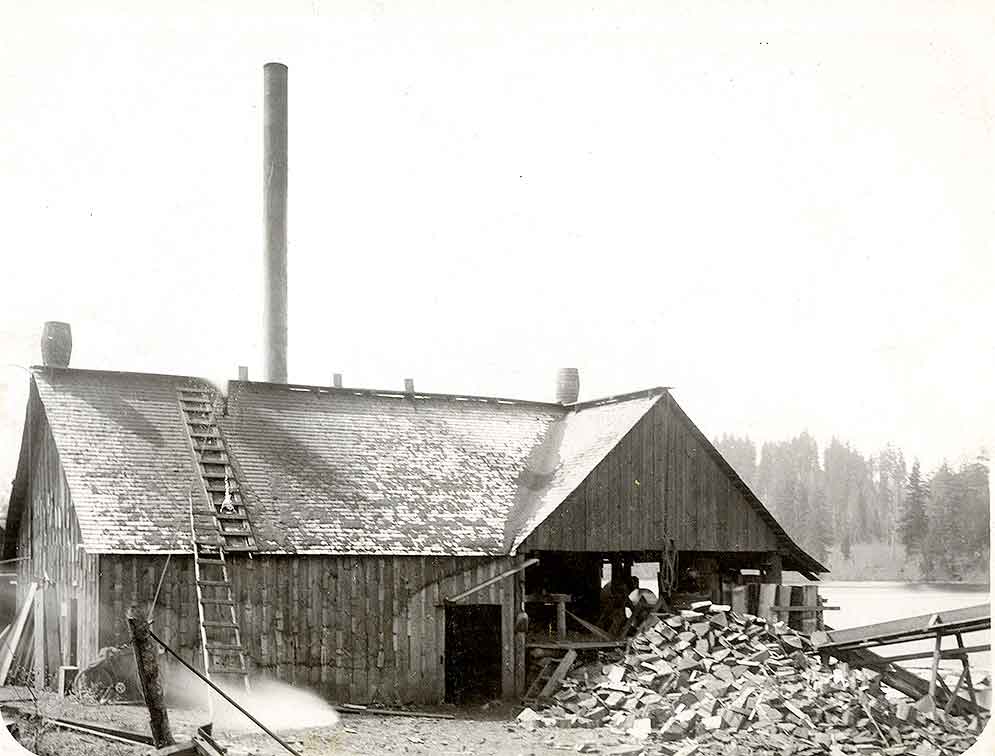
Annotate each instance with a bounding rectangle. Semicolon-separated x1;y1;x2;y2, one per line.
517;601;987;756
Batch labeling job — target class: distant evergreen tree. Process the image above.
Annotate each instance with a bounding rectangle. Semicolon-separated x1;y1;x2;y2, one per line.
899;460;928;556
714;435;758;490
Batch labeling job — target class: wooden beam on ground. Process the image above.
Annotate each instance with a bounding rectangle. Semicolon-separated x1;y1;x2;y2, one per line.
445;558;538;603
0;583;37;685
335;703;455;720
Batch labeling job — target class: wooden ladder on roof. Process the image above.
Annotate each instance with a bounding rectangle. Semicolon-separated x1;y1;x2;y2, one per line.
176;385;254;697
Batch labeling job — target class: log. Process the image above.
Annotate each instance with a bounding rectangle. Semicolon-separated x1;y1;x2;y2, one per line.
127;608;174;748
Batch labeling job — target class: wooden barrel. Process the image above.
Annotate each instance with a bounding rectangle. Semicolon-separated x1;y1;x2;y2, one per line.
555;367;580;404
41;321;72;367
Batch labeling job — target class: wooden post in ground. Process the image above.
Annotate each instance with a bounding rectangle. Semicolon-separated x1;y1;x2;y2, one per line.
127;607;175;749
927;631;943;707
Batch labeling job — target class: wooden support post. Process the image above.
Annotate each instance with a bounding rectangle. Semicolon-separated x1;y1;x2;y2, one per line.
943;667;968;715
127;608;175;749
928;632;942;705
763;553;782;584
730;585;747;615
955;632;980;726
758;584;777;622
556;600;567;640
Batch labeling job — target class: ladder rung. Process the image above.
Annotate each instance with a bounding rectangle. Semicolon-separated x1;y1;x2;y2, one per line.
206;644;245;652
202;621;238;629
200;598;235;605
200;470;228;479
197;558;227;566
197;580;231;587
214;513;249;521
219;529;253;538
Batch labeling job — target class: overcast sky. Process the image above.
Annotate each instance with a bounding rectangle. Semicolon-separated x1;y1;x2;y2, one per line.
1;2;992;491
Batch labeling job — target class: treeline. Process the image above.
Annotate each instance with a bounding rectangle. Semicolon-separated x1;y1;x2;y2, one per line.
714;433;990;582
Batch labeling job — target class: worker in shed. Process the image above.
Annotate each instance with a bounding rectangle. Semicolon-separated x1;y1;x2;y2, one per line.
598;574;642;635
597;573;627;634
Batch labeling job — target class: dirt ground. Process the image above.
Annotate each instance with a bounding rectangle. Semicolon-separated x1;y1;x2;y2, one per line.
2;693;645;756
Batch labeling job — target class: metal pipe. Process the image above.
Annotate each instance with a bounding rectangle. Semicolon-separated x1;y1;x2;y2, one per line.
263;62;289;384
146;628;302;756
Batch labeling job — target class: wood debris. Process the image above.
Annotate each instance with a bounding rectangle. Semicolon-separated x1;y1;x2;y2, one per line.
517;602;989;755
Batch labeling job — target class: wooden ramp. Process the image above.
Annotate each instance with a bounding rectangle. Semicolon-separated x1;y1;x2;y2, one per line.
812;605;990;717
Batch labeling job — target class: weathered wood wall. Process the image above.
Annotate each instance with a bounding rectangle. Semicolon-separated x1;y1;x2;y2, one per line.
14;386;100;678
523;394;780;554
98;553;522;705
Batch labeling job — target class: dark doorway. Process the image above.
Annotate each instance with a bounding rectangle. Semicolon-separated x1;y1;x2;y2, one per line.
445;604;502;704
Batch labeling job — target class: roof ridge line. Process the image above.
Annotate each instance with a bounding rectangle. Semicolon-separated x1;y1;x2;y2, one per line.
31;365;214;385
228;380;671;410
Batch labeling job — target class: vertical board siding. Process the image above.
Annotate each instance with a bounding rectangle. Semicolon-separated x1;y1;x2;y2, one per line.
523;396;787;557
97;554;521;705
14;397;99;681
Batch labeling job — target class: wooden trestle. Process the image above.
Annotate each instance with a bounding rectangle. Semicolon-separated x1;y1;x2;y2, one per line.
813;604;990;720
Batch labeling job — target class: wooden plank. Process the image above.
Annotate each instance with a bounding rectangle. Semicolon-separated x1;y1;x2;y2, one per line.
564;609;612;640
499;561;513;699
446;558;538;603
538;649;577;699
334;557;346;700
44;589;63;679
928;632;943;703
33;589;45;689
813;604;989;650
770;605;840;611
0;581;38;684
389;557;400;704
955;633;979;713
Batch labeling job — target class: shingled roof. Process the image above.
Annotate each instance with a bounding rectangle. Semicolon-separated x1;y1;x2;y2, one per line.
7;368;663;556
5;367;826;573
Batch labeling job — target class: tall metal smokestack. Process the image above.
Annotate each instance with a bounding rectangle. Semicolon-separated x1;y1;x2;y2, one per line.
263;62;288;383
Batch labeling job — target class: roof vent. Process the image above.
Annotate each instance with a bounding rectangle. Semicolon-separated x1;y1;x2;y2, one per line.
404;378;415;394
556;367;579;404
333;373;343;388
41;321;72;367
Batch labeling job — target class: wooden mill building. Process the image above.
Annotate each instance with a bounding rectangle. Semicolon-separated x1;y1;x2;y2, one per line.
4;365;826;705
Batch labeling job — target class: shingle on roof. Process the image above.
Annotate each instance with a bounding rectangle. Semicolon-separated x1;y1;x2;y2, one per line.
222;381;662;555
13;367;826;572
19;368;664;556
30;367;215;552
